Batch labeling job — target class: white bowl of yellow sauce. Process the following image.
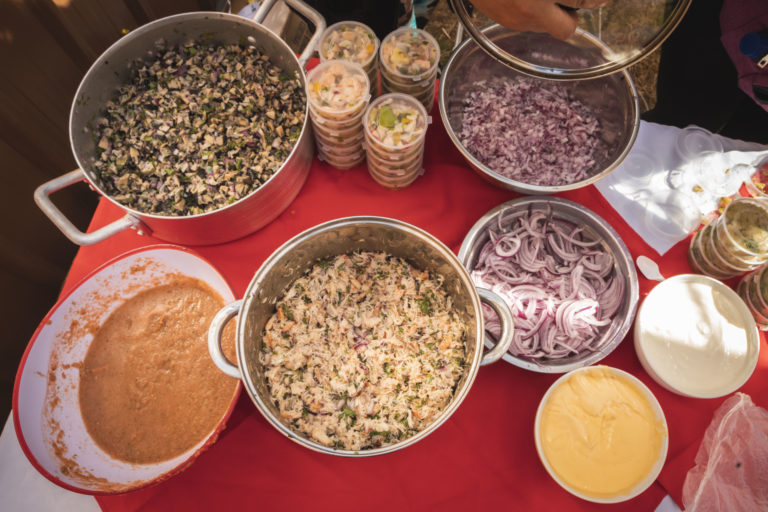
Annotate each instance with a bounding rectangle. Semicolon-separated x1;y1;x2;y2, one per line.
534;366;668;503
634;274;760;398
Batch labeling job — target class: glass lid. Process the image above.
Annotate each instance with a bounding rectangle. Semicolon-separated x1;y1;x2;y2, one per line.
449;0;692;80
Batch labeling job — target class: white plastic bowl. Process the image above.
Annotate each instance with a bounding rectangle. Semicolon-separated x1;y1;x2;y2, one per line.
534;365;668;503
13;245;240;494
634;274;760;398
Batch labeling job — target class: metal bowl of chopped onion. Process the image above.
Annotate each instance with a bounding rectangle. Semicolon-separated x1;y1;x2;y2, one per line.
439;25;640;195
458;196;639;373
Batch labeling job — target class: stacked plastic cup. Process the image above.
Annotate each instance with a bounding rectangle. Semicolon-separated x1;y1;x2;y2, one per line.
744;154;768;198
318;21;380;97
363;93;428;189
688;197;768;279
378;27;440;113
306;60;371;170
737;264;768;330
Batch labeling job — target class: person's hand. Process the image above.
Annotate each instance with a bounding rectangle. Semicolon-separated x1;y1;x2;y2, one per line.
468;0;608;40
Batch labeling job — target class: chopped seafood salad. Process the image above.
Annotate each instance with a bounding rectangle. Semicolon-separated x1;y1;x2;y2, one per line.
308;62;368;112
321;24;377;65
260;251;467;450
366;98;426;148
381;29;438;77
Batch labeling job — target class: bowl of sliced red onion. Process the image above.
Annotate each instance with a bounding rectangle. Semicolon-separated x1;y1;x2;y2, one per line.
458;197;639;373
439;25;639;195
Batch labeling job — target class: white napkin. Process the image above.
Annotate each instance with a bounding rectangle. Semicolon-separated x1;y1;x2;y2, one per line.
595;121;767;255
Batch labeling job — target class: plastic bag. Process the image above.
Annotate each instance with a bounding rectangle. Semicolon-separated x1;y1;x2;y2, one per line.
682;393;768;512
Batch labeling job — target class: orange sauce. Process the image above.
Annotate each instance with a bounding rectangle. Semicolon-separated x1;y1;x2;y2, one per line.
79;277;237;464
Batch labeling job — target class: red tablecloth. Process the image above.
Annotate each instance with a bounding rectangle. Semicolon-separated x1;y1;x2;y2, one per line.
57;106;767;511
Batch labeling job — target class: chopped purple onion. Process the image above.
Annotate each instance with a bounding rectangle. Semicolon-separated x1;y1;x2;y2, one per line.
458;77;600;187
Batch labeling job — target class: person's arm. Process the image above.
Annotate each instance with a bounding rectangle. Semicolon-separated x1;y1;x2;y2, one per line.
469;0;607;40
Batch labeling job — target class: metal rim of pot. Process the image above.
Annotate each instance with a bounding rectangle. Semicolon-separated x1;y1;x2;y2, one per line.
207;216;515;457
448;0;693;81
33;1;325;246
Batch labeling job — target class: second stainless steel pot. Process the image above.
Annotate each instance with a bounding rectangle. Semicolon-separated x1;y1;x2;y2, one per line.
35;3;325;246
208;216;514;456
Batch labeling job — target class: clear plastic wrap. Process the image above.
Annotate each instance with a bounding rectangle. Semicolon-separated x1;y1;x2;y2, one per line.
682;393;768;511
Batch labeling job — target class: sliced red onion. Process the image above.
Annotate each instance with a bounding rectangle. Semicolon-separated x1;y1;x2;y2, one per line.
472;206;623;360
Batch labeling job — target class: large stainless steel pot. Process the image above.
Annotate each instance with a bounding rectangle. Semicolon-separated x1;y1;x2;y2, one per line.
34;2;325;246
207;216;514;456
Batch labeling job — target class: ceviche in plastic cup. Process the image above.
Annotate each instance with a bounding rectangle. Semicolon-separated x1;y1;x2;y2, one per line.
306;60;370;120
364;93;428;154
319;21;379;74
379;27;439;83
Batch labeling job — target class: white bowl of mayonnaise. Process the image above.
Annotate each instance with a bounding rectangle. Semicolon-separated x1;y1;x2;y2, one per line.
534;365;668;503
634;274;760;398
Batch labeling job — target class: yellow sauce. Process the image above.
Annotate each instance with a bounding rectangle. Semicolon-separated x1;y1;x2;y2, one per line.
538;367;667;499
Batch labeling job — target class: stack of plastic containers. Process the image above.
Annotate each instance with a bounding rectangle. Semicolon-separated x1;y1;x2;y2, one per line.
737;264;768;330
318;21;380;97
379;27;440;112
363;93;428;189
688;197;768;280
744;154;768;198
306;60;371;170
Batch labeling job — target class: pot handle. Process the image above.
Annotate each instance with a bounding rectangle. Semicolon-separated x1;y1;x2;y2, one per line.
34;169;142;246
208;300;242;379
477;288;514;366
253;0;326;68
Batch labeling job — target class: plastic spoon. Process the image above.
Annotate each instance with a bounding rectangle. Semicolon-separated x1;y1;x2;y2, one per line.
636;255;665;282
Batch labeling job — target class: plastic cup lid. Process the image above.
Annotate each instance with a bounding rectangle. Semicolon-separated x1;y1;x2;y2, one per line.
379;27;440;82
318;20;379;70
363;93;428;152
306;60;371;117
451;0;692;80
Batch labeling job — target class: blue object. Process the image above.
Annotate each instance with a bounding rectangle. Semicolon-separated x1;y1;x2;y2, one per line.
739;32;768;61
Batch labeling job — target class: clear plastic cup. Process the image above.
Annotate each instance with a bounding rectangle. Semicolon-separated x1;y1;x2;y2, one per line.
320;148;366;170
690;227;734;280
739;276;768;325
366;65;379;97
745;155;768;198
620;149;663;186
379;74;436;112
674;126;724;165
367;163;420;189
715;198;768;261
380;69;436;92
312;123;365;147
706;233;752;276
318;21;379;71
367;147;423;177
364;93;428;156
756;265;768;310
746;272;768;317
364;136;423;163
312;117;364;142
643;190;701;240
309;102;366;129
306;60;371;121
379;27;440;83
735;278;768;329
687;234;707;276
316;137;364;158
711;221;764;269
